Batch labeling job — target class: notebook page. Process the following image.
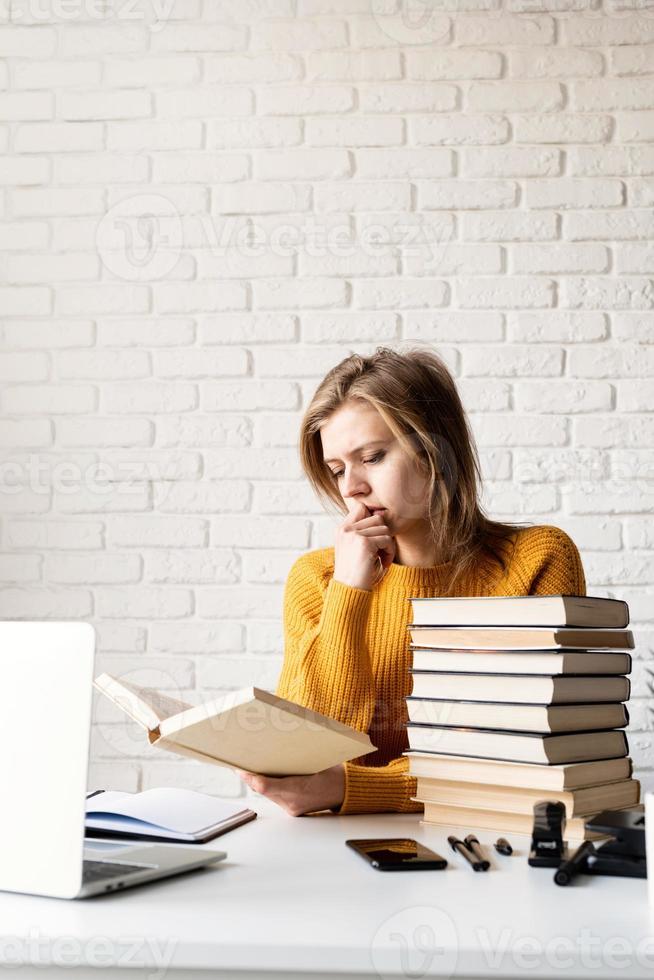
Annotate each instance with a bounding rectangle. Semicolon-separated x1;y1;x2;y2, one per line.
86;787;248;834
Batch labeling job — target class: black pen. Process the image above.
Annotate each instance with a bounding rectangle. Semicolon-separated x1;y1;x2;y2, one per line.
554;840;595;886
448;835;487;872
464;834;490;871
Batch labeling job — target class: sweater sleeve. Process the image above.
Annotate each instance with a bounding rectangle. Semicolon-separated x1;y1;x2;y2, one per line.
275;552;376;734
338;755;423;815
275;552;422;815
522;526;587;598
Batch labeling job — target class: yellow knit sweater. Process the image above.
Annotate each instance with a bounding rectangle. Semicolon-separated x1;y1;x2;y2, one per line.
275;524;587;815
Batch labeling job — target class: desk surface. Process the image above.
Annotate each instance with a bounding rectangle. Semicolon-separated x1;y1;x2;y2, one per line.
0;798;651;979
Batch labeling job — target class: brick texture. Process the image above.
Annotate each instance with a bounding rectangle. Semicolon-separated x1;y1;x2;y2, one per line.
0;4;652;797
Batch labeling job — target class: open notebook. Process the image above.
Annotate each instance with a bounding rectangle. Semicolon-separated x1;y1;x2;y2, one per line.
85;788;256;844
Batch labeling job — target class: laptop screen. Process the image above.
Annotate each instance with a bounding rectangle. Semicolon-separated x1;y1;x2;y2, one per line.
0;621;95;898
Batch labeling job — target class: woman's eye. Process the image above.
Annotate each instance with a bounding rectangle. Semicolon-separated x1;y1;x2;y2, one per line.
331;452;385;479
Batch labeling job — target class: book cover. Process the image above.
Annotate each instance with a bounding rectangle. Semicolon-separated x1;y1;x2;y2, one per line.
408;595;629;629
417;800;635;842
404;751;633;790
407;626;634;651
406;724;629;765
409;672;631;705
414;776;640;818
406;698;629;733
410;647;632;676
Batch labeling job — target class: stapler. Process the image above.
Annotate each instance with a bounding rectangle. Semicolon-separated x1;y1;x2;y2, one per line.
583;807;647;879
528;801;568;868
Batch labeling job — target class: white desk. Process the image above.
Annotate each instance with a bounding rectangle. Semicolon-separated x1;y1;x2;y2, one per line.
0;798;651;980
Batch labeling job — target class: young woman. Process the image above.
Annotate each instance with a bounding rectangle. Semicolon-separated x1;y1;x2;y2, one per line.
237;348;586;816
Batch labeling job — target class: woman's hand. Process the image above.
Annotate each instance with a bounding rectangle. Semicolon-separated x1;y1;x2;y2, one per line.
235;763;345;817
333;499;396;591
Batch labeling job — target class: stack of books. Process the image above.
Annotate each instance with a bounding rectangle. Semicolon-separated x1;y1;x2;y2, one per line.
404;595;640;842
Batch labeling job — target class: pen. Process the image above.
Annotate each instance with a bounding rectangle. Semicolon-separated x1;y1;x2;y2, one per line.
448;835;487;872
464;834;490;871
554;840;596;886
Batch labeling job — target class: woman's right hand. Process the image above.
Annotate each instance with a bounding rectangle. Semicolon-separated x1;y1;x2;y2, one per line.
332;500;396;591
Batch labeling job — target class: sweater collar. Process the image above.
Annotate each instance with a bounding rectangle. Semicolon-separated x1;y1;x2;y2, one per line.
381;558;455;592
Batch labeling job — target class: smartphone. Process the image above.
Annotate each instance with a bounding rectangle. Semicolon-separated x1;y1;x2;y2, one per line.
346;838;447;871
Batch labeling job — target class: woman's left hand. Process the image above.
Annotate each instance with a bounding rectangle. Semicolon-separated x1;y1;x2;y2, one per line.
235;763;345;817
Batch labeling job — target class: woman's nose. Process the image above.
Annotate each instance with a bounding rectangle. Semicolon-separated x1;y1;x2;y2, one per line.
340;468;369;497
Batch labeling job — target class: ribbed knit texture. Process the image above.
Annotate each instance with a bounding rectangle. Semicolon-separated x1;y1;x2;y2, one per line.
276;525;587;815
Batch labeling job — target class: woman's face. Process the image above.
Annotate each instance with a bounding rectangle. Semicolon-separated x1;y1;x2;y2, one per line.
320;399;431;534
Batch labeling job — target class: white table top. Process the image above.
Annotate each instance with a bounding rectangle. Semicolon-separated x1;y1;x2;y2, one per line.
0;798;651;979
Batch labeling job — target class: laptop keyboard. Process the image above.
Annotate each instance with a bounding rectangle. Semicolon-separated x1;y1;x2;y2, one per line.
82;859;151;883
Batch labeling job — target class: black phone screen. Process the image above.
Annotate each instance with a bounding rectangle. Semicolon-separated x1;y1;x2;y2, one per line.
346;838;447;871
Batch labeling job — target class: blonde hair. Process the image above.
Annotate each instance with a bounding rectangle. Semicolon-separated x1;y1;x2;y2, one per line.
299;346;530;595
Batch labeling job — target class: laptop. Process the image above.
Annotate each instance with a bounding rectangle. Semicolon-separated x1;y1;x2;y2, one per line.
0;621;227;899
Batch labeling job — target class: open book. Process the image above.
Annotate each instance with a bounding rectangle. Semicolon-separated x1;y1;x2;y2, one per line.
94;674;376;776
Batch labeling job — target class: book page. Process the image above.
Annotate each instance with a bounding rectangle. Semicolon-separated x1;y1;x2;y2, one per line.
94;673;192;731
159;688;376;776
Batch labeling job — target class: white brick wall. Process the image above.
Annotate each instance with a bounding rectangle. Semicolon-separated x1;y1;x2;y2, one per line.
1;1;653;799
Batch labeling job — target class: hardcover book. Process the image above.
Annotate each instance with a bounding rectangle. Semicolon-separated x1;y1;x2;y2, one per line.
94;673;376;777
408;595;629;629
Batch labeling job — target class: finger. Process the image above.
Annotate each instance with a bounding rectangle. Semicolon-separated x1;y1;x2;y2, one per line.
354;526;391;537
248;781;307;816
344;499;370;524
249;774;298;795
350;514;386;528
263;787;307;817
345;497;369;515
355;536;394;552
359;534;395;554
247;775;273;794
